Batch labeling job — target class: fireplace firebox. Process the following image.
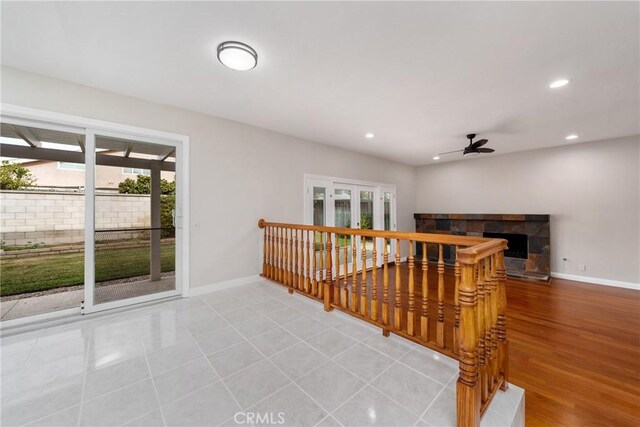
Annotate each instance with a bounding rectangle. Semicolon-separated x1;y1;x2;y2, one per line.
483;232;528;259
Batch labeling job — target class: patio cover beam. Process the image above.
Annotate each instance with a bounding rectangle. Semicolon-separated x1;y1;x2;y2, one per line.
11;125;41;148
0;143;175;172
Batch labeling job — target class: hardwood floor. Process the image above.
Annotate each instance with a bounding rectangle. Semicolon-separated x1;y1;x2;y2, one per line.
296;261;640;426
505;277;640;426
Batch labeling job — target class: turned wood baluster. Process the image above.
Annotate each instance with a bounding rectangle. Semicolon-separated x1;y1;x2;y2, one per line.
371;239;378;321
341;235;349;308
496;251;509;390
421;242;429;341
351;237;358;312
297;229;303;291
269;227;276;279
277;227;282;283
334;234;340;303
360;236;368;316
407;241;415;336
477;259;488;403
292;230;298;290
287;228;293;292
394;240;402;330
311;231;317;295
489;255;499;389
437;244;445;347
304;230;315;295
454;246;461;355
323;232;333;311
456;261;480;427
382;239;390;332
318;233;324;299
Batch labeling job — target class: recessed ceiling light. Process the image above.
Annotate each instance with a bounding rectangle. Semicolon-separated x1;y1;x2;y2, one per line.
565;134;578;140
549;78;570;89
365;133;375;139
217;41;257;71
433;156;440;160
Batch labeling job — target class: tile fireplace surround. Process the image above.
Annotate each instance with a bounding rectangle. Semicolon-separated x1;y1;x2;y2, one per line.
414;213;550;281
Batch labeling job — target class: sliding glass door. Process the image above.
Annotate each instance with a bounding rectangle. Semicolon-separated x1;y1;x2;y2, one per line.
85;133;180;311
0;107;188;321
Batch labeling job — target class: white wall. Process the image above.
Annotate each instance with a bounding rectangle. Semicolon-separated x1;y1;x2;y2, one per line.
415;137;640;286
1;66;417;289
3;66;637;289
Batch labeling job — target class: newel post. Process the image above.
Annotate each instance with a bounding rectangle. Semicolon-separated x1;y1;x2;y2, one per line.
496;250;509;390
456;258;481;427
258;219;267;277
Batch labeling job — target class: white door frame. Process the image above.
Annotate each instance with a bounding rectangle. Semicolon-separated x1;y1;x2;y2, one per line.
0;104;190;316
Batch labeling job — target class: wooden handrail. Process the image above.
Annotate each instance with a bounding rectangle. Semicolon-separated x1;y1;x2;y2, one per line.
258;219;498;247
257;219;509;427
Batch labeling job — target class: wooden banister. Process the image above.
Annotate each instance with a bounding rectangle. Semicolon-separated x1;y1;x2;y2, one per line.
257;219;509;427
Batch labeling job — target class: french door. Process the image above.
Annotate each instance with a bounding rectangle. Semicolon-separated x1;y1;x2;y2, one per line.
305;176;396;277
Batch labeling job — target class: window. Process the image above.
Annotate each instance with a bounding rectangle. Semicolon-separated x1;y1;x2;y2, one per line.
58;162;85;171
122;168;150;176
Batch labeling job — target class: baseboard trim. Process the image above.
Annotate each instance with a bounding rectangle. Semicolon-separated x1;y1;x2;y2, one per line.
550;272;640;290
188;274;263;296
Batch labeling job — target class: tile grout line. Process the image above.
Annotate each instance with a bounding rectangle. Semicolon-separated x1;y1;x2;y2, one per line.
210;283;438;425
183;298;248;425
76;343;92;427
140;338;169;427
208;299;339;425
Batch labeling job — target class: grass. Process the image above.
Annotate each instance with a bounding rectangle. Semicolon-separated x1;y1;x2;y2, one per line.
0;244;175;297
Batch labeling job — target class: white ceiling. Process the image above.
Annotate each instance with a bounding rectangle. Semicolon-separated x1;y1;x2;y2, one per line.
1;1;638;166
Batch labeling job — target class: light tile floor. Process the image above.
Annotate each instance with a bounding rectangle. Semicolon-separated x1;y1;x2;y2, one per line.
0;279;523;427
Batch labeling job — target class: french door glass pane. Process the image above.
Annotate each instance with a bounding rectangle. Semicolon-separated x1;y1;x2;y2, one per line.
313;187;325;226
313;187;326;266
334;188;352;265
360;190;374;260
384;191;392;254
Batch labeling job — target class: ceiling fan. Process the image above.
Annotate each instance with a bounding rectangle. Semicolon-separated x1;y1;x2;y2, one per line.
437;134;495;158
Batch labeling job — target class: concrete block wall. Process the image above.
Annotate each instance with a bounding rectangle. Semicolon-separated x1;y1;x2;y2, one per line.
0;191;150;246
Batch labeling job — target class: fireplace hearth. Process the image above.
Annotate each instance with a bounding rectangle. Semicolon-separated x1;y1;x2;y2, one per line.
414;213;550;281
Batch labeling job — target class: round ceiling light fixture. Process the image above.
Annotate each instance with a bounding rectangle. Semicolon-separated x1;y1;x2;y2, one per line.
365;133;375;139
433;156;440;160
549;78;570;89
217;41;258;71
565;134;579;140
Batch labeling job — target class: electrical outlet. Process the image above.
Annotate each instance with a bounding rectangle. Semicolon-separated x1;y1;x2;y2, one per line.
578;264;586;272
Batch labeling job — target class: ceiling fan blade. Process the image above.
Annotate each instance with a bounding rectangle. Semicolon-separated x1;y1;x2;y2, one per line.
437;149;464;155
477;147;495;153
470;139;488;149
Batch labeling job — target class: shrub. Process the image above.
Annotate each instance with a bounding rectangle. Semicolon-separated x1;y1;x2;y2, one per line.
0;161;36;190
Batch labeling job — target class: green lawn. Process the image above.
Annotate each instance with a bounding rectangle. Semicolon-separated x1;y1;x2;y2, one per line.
0;245;175;297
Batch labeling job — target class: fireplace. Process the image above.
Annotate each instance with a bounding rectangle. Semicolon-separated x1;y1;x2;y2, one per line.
483;232;528;259
414;213;550;281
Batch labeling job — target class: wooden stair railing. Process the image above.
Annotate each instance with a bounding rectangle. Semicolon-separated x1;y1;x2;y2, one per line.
258;219;509;427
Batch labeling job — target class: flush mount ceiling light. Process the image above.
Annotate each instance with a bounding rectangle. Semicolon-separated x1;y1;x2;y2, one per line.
433;156;440;160
217;41;257;71
549;78;570;89
565;134;579;140
365;133;375;139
